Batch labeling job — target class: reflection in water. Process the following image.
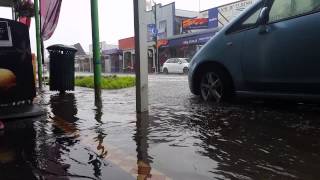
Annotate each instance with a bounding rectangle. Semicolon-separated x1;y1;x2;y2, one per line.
50;93;79;144
88;97;108;178
36;93;81;179
135;112;152;180
2;75;320;180
150;99;320;180
0;118;37;180
185;102;320;179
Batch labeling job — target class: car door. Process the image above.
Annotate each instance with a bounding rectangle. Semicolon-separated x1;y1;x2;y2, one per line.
241;0;320;93
176;59;184;73
171;59;179;73
165;59;173;73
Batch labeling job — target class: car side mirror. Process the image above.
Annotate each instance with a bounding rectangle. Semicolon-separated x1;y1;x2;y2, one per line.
258;7;269;25
178;61;182;64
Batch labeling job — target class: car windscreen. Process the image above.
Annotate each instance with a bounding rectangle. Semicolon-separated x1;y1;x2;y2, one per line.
180;59;189;63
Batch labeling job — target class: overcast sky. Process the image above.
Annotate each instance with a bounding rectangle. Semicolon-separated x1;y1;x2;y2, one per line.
0;0;237;53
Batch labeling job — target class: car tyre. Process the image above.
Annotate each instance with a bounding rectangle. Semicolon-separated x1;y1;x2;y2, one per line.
200;67;233;102
183;67;189;74
163;68;169;74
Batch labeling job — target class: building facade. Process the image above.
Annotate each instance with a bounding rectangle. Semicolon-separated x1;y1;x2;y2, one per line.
144;3;199;72
119;37;135;73
88;41;119;73
157;0;257;68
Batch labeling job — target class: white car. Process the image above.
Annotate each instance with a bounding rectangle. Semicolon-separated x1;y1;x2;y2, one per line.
162;58;190;74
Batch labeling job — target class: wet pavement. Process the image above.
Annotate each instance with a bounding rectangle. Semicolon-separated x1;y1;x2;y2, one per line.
1;74;320;180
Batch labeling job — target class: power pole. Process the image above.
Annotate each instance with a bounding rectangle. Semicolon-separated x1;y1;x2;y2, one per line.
34;0;43;90
152;1;159;73
134;0;149;113
90;0;102;99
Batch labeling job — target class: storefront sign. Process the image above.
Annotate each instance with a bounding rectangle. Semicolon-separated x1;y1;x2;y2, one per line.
182;18;209;31
0;21;13;47
180;32;215;45
208;8;219;29
157;39;169;48
166;31;216;47
147;24;157;42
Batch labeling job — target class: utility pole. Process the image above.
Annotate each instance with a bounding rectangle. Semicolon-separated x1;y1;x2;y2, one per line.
152;0;159;73
34;0;43;90
134;0;149;113
90;0;102;99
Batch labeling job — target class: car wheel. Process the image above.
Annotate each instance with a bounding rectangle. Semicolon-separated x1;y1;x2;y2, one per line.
200;68;233;102
163;68;168;74
183;67;189;74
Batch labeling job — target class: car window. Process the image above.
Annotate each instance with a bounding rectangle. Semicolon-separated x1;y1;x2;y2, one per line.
166;59;173;63
226;2;263;34
173;59;179;63
241;6;262;29
268;0;320;23
180;59;188;63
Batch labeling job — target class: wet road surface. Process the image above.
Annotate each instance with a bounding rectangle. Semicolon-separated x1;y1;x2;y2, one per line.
1;74;320;180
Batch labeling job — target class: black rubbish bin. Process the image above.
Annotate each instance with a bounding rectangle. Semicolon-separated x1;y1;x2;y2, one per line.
47;44;77;92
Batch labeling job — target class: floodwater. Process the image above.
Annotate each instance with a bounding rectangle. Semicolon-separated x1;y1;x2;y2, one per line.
1;75;320;180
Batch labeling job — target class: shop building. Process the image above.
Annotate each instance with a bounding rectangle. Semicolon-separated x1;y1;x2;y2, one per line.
88;41;118;73
113;0;257;73
74;43;91;72
145;2;199;72
102;49;122;73
119;37;135;73
157;0;257;67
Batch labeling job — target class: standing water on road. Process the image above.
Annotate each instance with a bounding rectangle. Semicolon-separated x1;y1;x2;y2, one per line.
0;75;320;180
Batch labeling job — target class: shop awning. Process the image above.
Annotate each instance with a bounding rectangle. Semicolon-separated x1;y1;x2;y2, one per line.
159;28;221;48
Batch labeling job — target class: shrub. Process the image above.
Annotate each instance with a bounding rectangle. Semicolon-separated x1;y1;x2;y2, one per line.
75;76;135;90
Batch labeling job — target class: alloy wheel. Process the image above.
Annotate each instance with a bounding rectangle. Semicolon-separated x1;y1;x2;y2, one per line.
200;72;223;102
183;67;189;74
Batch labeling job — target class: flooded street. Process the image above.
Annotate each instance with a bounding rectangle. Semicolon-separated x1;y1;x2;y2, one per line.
1;75;320;180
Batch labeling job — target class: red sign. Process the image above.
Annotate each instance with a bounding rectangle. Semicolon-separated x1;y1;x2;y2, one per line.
119;37;135;50
157;39;168;48
182;18;209;30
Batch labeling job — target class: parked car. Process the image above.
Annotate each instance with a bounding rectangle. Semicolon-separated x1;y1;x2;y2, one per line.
162;58;190;74
188;0;320;102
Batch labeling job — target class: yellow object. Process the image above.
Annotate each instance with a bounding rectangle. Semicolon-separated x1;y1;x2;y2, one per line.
32;54;37;82
0;149;16;164
0;68;16;90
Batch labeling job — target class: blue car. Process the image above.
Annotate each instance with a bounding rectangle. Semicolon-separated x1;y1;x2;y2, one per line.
188;0;320;102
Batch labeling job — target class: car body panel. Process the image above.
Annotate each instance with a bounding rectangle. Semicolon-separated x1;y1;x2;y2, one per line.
163;58;189;74
188;0;320;98
242;10;320;93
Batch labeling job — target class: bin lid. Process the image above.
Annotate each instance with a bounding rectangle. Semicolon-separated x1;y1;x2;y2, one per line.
47;44;77;52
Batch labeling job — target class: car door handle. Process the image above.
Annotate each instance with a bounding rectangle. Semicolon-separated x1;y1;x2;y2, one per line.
226;42;233;46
